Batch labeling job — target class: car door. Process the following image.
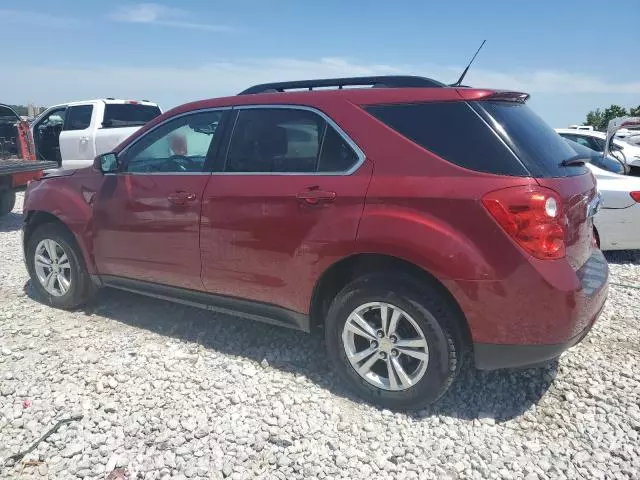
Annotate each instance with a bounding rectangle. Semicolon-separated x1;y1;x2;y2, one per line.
92;108;229;291
200;106;372;314
32;107;67;164
59;104;96;169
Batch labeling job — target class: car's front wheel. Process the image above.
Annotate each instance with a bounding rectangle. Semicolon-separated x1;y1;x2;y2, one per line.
325;274;463;410
25;223;95;309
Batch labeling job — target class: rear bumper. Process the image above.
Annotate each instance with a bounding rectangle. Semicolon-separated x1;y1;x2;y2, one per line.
445;249;609;362
473;300;604;369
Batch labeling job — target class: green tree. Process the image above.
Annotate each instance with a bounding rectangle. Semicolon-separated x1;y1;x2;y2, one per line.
630;106;640;117
584;105;629;130
584;109;605;130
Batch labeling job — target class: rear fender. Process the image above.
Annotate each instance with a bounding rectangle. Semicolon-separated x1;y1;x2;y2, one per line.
356;204;518;281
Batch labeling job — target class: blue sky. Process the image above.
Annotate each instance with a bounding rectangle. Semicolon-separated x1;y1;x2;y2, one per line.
1;0;638;126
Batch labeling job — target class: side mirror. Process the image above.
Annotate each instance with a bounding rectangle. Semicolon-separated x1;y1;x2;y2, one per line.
94;153;119;173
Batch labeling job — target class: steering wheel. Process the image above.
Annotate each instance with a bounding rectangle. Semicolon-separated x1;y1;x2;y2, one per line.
167;155;198;172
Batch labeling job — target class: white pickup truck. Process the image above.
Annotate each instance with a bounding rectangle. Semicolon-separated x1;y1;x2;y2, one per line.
31;99;162;169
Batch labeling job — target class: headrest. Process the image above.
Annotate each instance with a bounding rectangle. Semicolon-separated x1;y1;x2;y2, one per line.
257;124;288;157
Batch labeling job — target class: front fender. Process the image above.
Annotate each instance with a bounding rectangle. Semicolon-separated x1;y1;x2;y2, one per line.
24;176;99;273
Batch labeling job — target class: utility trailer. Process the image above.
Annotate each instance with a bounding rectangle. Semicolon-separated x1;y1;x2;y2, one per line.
0;104;57;216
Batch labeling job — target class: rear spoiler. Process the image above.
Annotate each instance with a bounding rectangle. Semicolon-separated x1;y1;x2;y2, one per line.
604;116;640;158
456;89;530;103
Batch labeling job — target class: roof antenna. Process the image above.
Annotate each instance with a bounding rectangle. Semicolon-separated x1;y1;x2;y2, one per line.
451;40;486;87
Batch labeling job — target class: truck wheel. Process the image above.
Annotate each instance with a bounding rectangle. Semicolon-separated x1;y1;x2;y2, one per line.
0;190;16;217
325;273;463;410
25;223;95;309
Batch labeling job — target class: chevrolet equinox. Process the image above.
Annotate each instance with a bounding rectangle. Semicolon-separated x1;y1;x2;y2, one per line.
22;76;608;409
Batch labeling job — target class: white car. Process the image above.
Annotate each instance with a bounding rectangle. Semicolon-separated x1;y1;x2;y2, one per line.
588;163;640;250
616;129;640;147
564;137;640;250
556;128;640;169
31;99;162;170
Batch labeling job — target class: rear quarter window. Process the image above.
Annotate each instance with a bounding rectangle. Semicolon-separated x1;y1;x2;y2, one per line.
103;104;162;128
365;102;528;176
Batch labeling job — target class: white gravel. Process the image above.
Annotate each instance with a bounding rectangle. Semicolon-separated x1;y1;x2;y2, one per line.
1;193;639;480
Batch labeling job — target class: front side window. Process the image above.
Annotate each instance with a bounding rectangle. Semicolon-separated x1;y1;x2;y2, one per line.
64;105;93;131
124;110;223;173
38;109;66;129
225;108;360;173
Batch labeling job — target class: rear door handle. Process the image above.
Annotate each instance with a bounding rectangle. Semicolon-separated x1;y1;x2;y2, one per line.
168;191;197;206
296;190;337;206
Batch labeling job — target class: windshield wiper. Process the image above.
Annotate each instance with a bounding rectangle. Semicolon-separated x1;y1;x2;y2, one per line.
559;155;587;167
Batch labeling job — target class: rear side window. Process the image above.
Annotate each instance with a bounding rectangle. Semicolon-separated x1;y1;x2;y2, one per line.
366;102;528;176
318;126;359;172
103;104;161;128
477;102;586;177
225;108;360;173
64;105;93;131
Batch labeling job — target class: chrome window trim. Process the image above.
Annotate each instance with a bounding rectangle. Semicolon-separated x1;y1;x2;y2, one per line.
117;107;231;175
115;104;366;176
218;104;366;176
117;171;213;177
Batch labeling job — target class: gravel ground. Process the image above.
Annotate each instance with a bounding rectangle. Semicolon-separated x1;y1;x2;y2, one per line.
1;193;639;480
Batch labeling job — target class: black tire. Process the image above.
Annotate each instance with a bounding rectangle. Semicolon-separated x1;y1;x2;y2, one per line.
0;190;16;217
325;273;464;410
25;222;95;309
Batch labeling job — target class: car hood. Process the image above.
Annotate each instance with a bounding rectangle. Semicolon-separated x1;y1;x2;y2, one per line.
40;166;97;179
41;168;78;179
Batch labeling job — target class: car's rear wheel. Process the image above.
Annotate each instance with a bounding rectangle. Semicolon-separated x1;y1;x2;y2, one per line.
25;223;95;309
325;273;463;410
0;190;16;217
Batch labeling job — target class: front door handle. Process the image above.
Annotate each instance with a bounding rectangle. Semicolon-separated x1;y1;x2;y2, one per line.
296;190;337;206
168;191;197;206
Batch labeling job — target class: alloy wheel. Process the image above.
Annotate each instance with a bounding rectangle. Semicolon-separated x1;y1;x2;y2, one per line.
341;302;429;391
34;239;72;297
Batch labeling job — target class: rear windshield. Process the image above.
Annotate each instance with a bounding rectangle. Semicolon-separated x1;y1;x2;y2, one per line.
102;104;161;128
475;101;587;177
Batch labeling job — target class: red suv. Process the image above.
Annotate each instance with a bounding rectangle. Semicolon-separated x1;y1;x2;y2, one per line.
22;76;608;409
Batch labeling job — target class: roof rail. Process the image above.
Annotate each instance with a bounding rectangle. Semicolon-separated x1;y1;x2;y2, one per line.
238;75;445;95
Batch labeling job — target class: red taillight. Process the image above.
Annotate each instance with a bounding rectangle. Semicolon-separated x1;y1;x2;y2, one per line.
482;186;565;260
631;192;640;203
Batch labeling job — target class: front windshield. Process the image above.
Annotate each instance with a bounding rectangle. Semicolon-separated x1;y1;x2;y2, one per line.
563;137;624;174
0;105;19;121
